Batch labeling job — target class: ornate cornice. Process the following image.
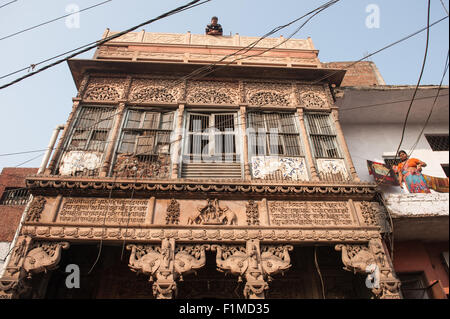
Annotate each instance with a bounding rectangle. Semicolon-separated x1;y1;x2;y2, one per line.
26;176;378;200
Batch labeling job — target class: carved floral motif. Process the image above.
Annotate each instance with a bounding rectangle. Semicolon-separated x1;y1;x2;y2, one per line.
245;82;292;106
129;79;182;103
186;80;239;105
84;78;125;101
165;199;180;225
246;200;260;226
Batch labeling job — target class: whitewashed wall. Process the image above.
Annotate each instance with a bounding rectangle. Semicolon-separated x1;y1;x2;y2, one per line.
0;242;11;277
341;123;449;195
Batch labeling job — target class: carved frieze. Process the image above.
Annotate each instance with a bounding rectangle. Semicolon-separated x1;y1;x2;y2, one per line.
245;82;293;107
84;77;126;101
298;84;331;109
359;201;390;233
268;201;354;227
186;80;239;105
25;197;46;223
129;78;182;103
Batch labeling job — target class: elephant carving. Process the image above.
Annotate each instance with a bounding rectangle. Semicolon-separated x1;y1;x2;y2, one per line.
260;245;293;278
219;209;237;225
22;242;70;276
174;244;209;280
186;199;237;225
335;244;375;274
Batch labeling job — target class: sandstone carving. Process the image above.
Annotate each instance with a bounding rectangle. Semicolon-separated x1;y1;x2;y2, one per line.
25;197;46;222
22;242;70;276
166;199;180;225
212;240;293;299
127;239;209;299
335;239;401;299
187;199;237;225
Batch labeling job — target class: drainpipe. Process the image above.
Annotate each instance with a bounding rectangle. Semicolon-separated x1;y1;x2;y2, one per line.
38;124;65;174
1;124;64;277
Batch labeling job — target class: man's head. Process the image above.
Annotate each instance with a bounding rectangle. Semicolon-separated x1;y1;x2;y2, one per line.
211;16;218;25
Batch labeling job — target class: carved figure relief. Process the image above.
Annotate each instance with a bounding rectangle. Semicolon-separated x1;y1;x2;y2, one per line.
212;240;293;299
187;199;237;225
127;239;209;299
165;199;180;225
23;242;70;276
25;197;46;222
335;239;401;299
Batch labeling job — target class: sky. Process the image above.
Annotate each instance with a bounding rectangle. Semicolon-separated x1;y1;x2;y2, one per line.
0;0;448;170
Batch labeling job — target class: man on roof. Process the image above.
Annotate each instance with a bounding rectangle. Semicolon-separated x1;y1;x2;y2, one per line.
205;16;223;36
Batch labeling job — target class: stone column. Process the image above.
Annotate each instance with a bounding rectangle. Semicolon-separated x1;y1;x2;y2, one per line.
100;101;126;177
331;108;360;182
171;104;185;179
44;98;81;175
296;107;319;181
240;105;251;180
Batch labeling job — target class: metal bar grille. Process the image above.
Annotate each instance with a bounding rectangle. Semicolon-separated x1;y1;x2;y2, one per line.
0;188;30;206
247;112;303;157
68;106;115;152
113;110;174;178
305;113;341;159
425;134;449;151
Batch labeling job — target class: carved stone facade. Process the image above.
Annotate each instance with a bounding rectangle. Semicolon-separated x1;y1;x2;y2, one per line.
1;32;401;299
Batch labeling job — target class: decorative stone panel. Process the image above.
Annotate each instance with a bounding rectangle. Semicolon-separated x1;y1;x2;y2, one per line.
251;156;309;181
186;80;239;105
245;82;293;107
298;85;330;109
129;78;182;103
84;77;126;101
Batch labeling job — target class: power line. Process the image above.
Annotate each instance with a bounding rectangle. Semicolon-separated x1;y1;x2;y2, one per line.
310;15;448;85
440;0;449;16
0;0;17;10
0;149;49;157
0;0;113;42
0;0;212;89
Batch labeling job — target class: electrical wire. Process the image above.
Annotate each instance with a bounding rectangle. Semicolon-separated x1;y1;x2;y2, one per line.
0;0;212;89
0;0;17;10
314;246;326;299
0;0;113;42
440;0;449;16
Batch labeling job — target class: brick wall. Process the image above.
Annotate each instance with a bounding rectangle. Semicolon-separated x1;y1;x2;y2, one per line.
321;61;385;87
0;167;38;242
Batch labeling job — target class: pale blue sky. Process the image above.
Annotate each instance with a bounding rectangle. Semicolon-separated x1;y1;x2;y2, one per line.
0;0;448;170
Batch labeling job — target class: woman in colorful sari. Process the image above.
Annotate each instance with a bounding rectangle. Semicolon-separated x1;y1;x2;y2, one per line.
397;150;430;193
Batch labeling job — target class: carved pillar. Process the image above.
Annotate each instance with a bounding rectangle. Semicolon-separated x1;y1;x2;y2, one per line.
127;239;209;299
44;98;81;175
0;236;70;299
171;104;185;179
100;101;126;177
212;240;293;299
335;238;401;299
331;108;360;182
240;105;251;180
296;107;319;181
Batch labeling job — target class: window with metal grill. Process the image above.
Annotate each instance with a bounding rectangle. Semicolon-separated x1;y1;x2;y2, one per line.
247;112;303;157
442;164;449;178
0;187;30;205
68;106;115;152
305;113;341;159
425;134;449;151
186;112;237;161
118;110;174;157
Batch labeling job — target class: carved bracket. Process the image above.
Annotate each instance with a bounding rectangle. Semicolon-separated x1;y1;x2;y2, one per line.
126;238;209;299
212;240;293;299
335;239;401;299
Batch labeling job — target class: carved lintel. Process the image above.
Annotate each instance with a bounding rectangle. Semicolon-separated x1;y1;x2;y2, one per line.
335;239;401;299
212;240;293;299
126;238;209;299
